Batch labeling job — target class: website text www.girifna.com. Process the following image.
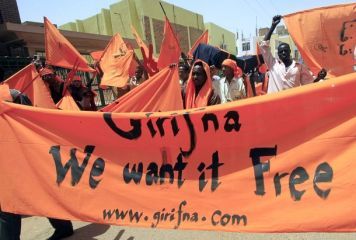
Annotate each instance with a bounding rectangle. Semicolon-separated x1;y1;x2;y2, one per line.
102;200;247;228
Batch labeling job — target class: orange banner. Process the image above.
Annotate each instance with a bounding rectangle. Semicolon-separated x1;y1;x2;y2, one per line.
101;65;183;113
1;73;356;232
283;3;356;77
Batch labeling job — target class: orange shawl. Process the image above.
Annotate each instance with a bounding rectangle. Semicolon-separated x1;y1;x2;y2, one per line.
185;60;212;109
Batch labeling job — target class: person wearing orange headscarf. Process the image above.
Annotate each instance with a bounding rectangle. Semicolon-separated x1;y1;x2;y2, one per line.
183;60;220;109
39;66;64;104
216;59;246;103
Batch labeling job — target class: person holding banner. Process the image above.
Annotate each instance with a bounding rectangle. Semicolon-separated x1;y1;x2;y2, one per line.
0;88;31;240
0;88;74;240
183;60;220;108
260;15;327;93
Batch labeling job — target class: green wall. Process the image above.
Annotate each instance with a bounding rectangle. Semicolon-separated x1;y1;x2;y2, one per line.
59;0;235;56
205;22;236;54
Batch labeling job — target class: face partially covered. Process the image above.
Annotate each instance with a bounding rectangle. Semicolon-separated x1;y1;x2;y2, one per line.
192;64;207;89
277;43;291;62
178;65;189;82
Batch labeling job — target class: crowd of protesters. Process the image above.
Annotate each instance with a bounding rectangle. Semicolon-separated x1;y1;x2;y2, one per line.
0;15;329;240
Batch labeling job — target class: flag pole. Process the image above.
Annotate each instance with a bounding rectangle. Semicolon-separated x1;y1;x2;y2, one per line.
159;2;167;18
158;1;180;53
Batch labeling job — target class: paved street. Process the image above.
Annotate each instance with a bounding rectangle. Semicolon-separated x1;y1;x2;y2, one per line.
21;216;355;240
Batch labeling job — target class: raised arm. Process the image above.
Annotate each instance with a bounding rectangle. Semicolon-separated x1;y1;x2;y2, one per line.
264;15;282;41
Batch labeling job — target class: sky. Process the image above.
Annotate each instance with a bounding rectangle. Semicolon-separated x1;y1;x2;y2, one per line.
17;0;354;37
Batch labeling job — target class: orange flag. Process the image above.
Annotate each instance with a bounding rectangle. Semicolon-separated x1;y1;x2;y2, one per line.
0;84;12;102
99;34;138;88
187;29;208;58
62;61;80;96
283;3;356;77
90;51;104;62
56;91;81;111
100;65;183;112
2;64;56;109
131;25;149;57
157;17;182;70
44;17;94;72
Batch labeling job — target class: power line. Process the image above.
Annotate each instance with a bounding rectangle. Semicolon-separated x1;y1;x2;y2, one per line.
241;0;272;23
256;0;274;19
267;0;280;14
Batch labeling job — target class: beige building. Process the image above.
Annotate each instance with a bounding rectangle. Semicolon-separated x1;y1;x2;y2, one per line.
60;0;236;57
205;22;236;54
237;25;300;61
258;26;300;60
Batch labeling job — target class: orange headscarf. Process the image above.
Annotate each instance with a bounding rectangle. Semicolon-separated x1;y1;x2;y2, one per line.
185;60;212;109
222;59;242;78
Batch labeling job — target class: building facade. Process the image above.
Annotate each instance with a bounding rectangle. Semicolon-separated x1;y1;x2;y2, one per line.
0;0;21;24
60;0;236;56
204;22;236;54
236;25;301;61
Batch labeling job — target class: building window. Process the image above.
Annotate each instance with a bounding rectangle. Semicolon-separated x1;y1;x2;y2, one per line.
242;42;250;51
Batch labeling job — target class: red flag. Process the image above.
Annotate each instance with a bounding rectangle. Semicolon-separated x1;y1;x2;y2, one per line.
157;17;181;70
44;17;94;72
100;66;183;113
131;25;158;76
99;33;138;88
188;30;208;58
2;64;56;109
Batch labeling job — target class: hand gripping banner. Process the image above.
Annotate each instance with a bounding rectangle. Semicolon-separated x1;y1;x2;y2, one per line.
0;73;356;232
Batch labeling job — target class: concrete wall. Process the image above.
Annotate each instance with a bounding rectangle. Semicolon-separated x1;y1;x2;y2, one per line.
59;0;234;57
0;0;21;23
205;22;236;54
